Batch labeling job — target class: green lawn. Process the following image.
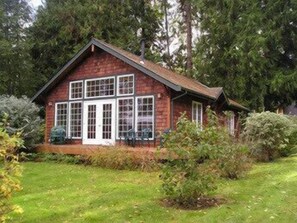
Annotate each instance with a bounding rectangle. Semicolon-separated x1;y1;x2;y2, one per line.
10;156;297;223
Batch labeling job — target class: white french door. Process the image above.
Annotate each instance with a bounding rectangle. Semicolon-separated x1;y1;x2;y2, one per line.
83;100;115;145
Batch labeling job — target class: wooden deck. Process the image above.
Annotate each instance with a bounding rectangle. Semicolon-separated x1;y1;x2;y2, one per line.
34;144;169;159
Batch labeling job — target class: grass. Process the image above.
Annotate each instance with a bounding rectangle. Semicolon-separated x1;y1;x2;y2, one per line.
10;156;297;223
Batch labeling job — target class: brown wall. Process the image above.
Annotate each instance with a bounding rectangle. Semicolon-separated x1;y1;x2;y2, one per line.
44;50;170;143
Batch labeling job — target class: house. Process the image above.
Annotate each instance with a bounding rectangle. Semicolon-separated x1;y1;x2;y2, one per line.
32;38;248;146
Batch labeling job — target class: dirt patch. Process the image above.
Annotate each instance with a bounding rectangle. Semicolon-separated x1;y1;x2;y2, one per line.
160;196;226;210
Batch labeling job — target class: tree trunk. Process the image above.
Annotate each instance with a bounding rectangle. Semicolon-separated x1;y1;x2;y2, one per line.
184;0;192;76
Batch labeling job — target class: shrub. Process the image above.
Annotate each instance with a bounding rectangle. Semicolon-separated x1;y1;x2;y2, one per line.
0;95;43;148
282;117;297;157
0;128;23;222
160;109;252;207
88;147;159;171
214;142;252;179
243;112;291;161
160;113;218;206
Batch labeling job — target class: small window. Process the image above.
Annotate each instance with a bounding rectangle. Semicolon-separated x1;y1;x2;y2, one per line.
117;74;134;96
85;77;115;98
192;101;203;129
136;96;154;139
227;112;235;135
55;103;68;133
69;102;82;138
69;81;83;99
117;98;134;138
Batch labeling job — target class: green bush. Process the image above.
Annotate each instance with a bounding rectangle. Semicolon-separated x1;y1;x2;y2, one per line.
0;128;23;222
88;147;159;171
243;112;291;161
282;117;297;157
160;109;251;207
0;95;43;148
160;113;218;206
215;142;252;179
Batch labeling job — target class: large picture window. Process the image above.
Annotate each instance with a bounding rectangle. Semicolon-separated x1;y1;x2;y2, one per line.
136;96;154;139
55;103;68;133
192;101;203;129
117;98;134;138
69;102;82;138
69;81;83;99
117;74;134;96
85;77;115;98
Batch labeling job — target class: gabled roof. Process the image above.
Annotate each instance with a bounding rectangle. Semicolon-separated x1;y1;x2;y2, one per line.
32;38;248;111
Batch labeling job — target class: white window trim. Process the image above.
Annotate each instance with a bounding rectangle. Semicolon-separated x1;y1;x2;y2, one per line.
84;77;115;99
68;101;83;139
69;80;83;100
135;95;154;140
227;112;235;135
117;74;134;96
54;102;68;133
192;101;203;130
116;97;134;140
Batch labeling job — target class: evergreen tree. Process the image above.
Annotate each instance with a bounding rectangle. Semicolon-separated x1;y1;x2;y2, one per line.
194;0;297;111
0;0;34;96
30;0;162;91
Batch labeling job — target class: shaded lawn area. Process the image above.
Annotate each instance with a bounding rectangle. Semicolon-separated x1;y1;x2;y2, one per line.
10;156;297;223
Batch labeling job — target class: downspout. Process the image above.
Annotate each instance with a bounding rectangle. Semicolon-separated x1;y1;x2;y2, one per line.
171;91;188;128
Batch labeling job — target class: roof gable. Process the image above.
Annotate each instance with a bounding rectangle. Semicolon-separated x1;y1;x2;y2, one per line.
32;38;248;111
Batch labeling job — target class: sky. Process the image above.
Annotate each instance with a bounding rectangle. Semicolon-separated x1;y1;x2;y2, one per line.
29;0;43;9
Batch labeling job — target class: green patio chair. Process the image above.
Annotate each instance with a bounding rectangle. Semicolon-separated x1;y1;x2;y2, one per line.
125;129;136;147
141;128;152;147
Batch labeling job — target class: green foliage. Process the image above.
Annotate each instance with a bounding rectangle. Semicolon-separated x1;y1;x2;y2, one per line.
0;0;35;97
281;116;297;157
88;147;159;172
160;113;219;205
161;110;252;206
25;153;84;165
0;95;43;148
0;128;23;222
30;0;162;91
194;0;297;111
243;112;291;161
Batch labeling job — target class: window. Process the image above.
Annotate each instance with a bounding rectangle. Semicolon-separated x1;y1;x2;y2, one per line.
69;81;83;99
55;103;68;133
117;74;134;96
85;77;115;98
136;96;154;139
117;98;134;138
69;102;82;138
227;112;235;135
192;101;203;129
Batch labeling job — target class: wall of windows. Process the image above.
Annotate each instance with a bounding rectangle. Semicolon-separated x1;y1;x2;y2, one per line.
54;74;155;141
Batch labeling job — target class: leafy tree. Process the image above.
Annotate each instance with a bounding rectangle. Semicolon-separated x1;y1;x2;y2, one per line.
194;0;297;111
0;0;34;97
30;0;162;92
0;128;23;222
